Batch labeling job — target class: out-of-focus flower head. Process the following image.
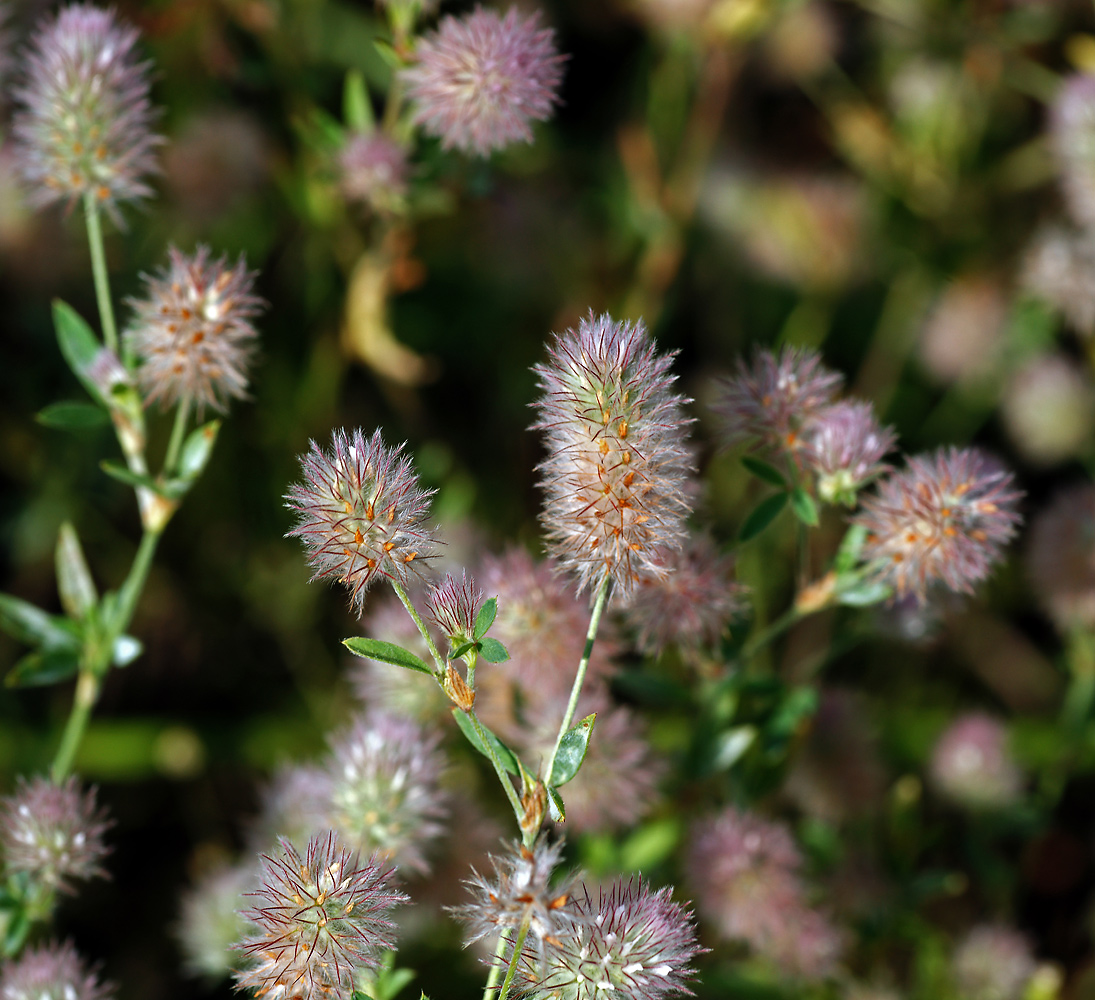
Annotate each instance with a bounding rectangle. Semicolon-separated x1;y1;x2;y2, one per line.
531;313;695;600
687;806;844;980
285;428;439;614
1022;225;1095;338
518;877;701;1000
125;245;264;413
929;713;1023;810
1051;73;1095;233
712;346;842;453
852;447;1022;601
338;132;408;214
0;941;111;1000
450;836;583;959
235;832;406;1000
1027;483;1095;633
0;775;110;893
919;275;1007;385
952;924;1036;1000
176;861;253;982
249;764;333;853
622;533;746;656
324;711;448;875
1001;353;1095;466
425;569;485;647
11;4;161;219
402;6;565;157
803;401;895;506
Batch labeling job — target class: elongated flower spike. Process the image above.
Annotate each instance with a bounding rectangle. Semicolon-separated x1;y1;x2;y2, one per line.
286;428;440;613
531;313;695;600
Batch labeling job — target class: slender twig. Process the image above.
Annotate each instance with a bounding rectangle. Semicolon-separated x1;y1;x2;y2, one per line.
163;396;192;477
496;917;531;1000
390;579;446;673
740;605;804;663
543;574;612;787
50;671;100;783
114;528;162;632
83;192;119;356
482;928;511;1000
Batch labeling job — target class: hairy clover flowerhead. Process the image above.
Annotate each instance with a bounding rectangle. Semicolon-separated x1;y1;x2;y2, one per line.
235;832;406;1000
425;569;485;647
531;313;695;600
11;4;160;218
803;401;895;506
286;428;439;613
125;245;264;413
853;446;1022;601
0;776;110;894
0;941;111;1000
402;6;565;156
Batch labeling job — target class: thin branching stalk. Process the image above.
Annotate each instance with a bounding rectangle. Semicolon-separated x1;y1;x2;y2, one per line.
163;396;192;477
496;916;531;1000
83;192;119;357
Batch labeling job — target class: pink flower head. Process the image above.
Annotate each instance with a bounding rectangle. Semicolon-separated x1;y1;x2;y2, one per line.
235;832;407;1000
531;313;695;600
1051;73;1095;232
930;713;1023;810
713;346;842;452
0;941;111;1000
402;6;565;156
803;401;896;506
1027;483;1095;633
853;446;1022;601
286;428;439;612
12;4;161;218
125;245;264;413
425;569;485;645
953;924;1036;1000
338;132;408;212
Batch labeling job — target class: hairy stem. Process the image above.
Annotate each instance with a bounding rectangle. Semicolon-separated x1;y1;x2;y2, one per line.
83;192;119;357
390;579;446;674
497;917;531;1000
544;574;612;788
482;929;511;1000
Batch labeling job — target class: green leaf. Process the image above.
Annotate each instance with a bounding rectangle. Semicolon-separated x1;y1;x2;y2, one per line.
451;709;519;775
373;39;403;69
177;420;221;481
0;593;80;651
742;456;788;488
342;637;432;675
36;401;109;430
546;786;565;823
450;640;476;661
100;461;161;494
478;637;509;663
6;648;80;688
834;523;869;574
474;597;497;641
548;713;596;787
343;70;374;132
52;300;106;405
55;522;97;621
789;487;820;527
738;492;788;542
837;579;892;607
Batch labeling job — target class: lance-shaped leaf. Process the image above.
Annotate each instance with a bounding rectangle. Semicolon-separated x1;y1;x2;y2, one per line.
548;713;596;787
343;637;432;675
742;456;788;488
177;420;222;482
55;522;97;621
473;597;497;641
36;402;110;430
738;492;788;542
789;486;820;527
834;523;869;574
343;70;374;132
0;593;81;651
452;709;519;775
6;648;80;688
53;300;108;406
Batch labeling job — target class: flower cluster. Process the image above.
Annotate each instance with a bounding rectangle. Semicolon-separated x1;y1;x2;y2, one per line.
531;313;695;599
338;132;408;213
11;4;160;216
286;428;439;612
402;6;565;156
0;941;111;1000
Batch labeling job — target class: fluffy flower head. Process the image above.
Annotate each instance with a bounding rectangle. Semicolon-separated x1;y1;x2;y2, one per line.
531;313;695;599
930;713;1023;810
804;401;895;506
235;832;407;1000
425;569;485;646
11;4;160;215
0;776;110;893
852;446;1022;600
402;6;565;156
1;941;111;1000
953;924;1036;1000
125;245;264;412
1027;483;1095;632
339;132;408;213
286;428;439;612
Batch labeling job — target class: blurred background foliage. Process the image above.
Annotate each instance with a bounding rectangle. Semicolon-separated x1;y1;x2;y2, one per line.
6;0;1095;997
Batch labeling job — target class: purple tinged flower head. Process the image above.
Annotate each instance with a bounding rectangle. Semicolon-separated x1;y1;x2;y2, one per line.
929;713;1023;810
125;245;264;413
11;4;160;218
338;132;408;213
0;941;112;1000
0;775;111;893
402;6;565;157
1051;73;1095;233
712;346;842;452
519;877;701;1000
1027;483;1095;633
1021;225;1095;336
425;569;485;646
249;764;334;853
235;831;407;1000
852;447;1023;601
324;711;448;875
177;861;254;981
531;313;695;600
803;401;896;506
953;924;1036;1000
285;428;439;613
450;836;584;958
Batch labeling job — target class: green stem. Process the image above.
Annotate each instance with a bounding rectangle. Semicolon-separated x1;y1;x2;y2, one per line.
83;193;119;357
115;529;162;631
496;917;530;1000
543;574;612;789
740;605;804;663
163;396;192;476
482;929;511;1000
390;579;446;674
51;671;100;783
